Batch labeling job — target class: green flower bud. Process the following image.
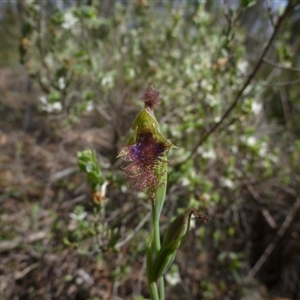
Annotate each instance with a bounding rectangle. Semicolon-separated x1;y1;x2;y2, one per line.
77;149;107;204
153;208;209;280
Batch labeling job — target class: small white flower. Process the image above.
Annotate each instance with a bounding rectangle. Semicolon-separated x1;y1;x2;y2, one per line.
201;79;213;91
246;136;257;146
259;142;268;157
58;77;66;90
231;145;238;154
69;211;87;221
101;76;114;87
39;97;63;113
39;96;47;104
86;101;94;112
201;149;216;160
165;271;181;286
214;116;221;123
50;102;63;112
121;185;128;193
190;218;196;229
206;94;217;107
252;101;262;115
237;61;248;73
181;178;191;186
62;11;78;29
220;177;234;189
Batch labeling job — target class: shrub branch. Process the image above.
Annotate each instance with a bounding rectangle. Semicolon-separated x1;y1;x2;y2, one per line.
180;0;298;165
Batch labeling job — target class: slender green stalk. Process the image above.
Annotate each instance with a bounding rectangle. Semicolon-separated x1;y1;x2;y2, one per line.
151;162;168;300
146;233;159;300
151;203;161;252
151;201;164;300
154;164;167;216
149;282;159;300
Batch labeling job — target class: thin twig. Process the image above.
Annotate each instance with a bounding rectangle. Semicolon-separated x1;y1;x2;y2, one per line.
177;0;296;165
263;58;300;72
115;211;151;249
50;167;76;181
260;77;300;87
279;86;292;132
266;0;275;28
245;197;300;280
262;208;277;229
0;231;48;253
14;262;39;280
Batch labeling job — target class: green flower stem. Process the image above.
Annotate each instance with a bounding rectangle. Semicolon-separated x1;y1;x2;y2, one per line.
151;205;161;252
151;162;168;300
153;163;167;226
151;201;164;300
149;282;159;300
146;233;159;300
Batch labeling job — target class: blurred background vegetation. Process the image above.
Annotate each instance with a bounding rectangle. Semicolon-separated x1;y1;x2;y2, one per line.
1;0;300;299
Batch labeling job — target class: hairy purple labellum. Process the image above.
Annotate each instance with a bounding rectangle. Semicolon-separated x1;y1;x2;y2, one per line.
122;130;169;194
118;91;176;196
129;132;166;165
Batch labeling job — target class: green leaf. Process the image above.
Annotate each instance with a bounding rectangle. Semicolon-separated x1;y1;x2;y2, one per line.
77;149;105;193
241;0;257;8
